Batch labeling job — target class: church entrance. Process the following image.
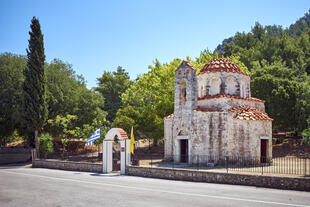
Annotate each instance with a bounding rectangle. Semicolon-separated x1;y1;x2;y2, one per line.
180;139;188;163
261;139;268;163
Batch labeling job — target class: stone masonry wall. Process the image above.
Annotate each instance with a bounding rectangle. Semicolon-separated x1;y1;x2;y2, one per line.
164;118;174;158
226;115;272;159
198;97;265;111
198;72;251;98
190;111;228;163
126;166;310;191
172;62;198;162
0;148;31;164
33;159;102;173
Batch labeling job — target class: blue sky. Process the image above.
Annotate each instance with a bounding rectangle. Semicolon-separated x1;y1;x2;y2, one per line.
0;0;309;88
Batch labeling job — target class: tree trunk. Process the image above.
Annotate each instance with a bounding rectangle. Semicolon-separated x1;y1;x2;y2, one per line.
35;130;39;156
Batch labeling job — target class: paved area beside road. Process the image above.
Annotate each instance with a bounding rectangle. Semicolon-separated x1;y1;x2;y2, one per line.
0;165;309;207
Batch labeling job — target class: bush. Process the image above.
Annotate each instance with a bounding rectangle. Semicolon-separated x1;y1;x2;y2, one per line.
39;133;54;156
302;128;310;146
302;117;310;146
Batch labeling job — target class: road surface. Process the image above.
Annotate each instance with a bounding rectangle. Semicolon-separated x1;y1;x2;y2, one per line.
0;165;309;207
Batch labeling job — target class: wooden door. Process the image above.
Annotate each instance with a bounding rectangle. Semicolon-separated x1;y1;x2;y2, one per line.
261;139;267;163
180;139;188;163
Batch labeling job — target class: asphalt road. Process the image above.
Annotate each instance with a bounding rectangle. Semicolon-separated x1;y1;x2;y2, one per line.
0;165;309;207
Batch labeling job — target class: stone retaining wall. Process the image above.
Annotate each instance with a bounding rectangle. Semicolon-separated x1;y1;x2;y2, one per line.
32;159;310;191
0;153;31;164
32;159;102;173
126;166;310;191
0;148;31;164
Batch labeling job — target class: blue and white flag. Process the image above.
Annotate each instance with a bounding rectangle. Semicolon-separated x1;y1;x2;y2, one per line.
85;127;101;146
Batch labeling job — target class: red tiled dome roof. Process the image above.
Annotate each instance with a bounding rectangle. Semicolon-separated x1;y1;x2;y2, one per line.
228;106;273;121
199;58;250;76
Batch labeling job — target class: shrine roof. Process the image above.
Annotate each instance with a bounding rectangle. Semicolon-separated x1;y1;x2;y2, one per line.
116;128;129;140
228;106;273;121
164;114;174;120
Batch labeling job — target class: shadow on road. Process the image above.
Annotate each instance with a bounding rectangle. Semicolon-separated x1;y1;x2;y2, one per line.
0;162;32;169
90;172;121;177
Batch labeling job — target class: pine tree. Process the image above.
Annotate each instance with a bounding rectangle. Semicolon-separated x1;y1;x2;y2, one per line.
23;17;48;151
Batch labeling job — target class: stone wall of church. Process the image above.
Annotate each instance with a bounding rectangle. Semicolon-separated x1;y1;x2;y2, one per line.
198;97;265;111
198;72;251;98
226;115;272;161
172;62;198;162
168;110;272;164
189;111;228;163
164;118;174;159
174;63;198;120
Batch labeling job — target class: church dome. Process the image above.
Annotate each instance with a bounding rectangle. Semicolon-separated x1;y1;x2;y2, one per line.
199;58;249;76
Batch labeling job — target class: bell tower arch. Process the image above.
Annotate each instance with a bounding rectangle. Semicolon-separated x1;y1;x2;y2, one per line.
174;60;197;118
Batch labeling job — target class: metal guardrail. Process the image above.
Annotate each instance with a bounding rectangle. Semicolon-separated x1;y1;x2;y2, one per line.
131;154;310;176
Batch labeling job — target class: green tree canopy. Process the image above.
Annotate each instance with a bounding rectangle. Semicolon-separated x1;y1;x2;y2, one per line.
0;53;26;146
95;66;133;123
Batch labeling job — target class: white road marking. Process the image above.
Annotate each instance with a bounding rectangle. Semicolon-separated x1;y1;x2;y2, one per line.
1;169;309;207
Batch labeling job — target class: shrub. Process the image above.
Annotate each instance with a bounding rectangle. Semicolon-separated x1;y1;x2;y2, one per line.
39;133;54;156
302;117;310;146
302;128;310;146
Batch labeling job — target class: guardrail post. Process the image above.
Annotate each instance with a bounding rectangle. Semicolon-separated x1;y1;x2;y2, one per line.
305;158;307;176
225;156;228;173
197;155;199;170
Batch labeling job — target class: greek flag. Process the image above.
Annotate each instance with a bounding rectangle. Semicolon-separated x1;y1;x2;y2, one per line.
85;127;101;146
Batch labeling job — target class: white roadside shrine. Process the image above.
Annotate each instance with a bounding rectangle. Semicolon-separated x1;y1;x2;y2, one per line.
102;128;131;175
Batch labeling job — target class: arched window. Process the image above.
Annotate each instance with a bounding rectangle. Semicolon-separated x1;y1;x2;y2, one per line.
180;80;187;103
178;130;187;136
186;69;189;77
227;76;237;95
178;70;182;78
209;77;221;96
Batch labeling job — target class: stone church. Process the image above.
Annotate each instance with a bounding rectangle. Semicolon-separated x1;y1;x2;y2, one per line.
164;58;273;164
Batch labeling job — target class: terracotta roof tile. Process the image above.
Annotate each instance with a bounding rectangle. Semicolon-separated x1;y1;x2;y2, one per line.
164;114;174;120
183;60;196;70
195;106;223;112
198;94;265;103
228;106;273;121
199;58;250;76
116;128;128;139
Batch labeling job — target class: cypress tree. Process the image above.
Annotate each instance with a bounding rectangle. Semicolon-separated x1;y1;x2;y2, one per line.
23;17;48;151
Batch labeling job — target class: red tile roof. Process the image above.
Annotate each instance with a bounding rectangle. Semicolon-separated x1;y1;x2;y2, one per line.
198;94;265;103
199;58;250;76
164;114;174;120
116;128;128;140
183;60;196;70
195;106;223;112
228;106;273;121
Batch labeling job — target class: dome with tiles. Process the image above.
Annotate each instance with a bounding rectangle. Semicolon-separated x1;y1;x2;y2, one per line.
199;58;249;76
